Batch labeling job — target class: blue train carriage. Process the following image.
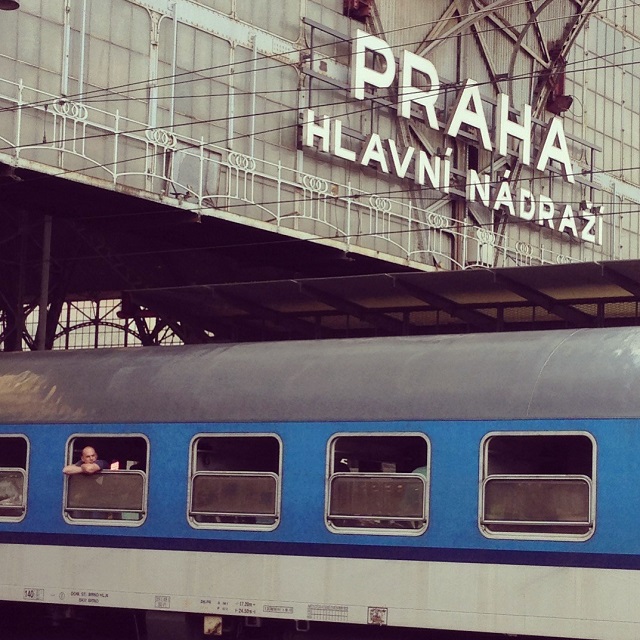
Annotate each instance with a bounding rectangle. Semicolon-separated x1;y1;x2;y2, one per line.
0;327;639;639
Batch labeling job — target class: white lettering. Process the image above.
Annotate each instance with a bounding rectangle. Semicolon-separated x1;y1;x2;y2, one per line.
415;149;441;189
496;94;532;165
386;139;414;179
466;170;491;206
441;147;452;193
536;117;575;183
581;212;597;243
359;133;389;173
538;194;555;229
302;109;330;153
446;79;492;151
398;50;440;129
518;187;536;221
558;204;578;237
492;173;516;217
331;119;357;161
598;209;604;246
350;30;396;101
579;202;602;244
300;108;599;245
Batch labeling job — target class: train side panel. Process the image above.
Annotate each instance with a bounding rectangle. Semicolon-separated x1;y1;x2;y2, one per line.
1;417;640;639
3;543;640;639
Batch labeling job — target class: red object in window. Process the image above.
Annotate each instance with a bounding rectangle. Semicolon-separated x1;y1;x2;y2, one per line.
344;0;372;21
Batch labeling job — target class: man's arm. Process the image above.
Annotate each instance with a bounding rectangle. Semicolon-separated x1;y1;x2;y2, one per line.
79;463;100;474
62;460;106;475
62;463;82;475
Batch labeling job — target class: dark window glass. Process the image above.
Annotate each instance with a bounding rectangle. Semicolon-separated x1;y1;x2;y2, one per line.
327;434;429;532
64;435;148;524
189;435;281;528
481;433;594;537
0;436;28;521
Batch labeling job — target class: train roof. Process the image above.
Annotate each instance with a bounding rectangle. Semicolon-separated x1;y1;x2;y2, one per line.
0;327;638;424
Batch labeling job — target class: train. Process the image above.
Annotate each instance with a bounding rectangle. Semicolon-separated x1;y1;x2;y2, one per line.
1;326;640;640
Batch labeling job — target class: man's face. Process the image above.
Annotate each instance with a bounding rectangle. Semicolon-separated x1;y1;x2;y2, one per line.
81;447;97;464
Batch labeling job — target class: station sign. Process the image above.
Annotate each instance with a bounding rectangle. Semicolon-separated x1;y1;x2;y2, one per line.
302;30;601;245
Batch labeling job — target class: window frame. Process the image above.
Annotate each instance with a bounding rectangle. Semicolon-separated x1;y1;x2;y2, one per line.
0;434;29;523
478;431;596;541
187;433;283;531
325;432;430;536
62;433;149;527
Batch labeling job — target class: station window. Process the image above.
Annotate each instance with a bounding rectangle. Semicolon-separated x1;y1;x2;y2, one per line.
63;435;148;525
326;434;429;533
480;433;595;539
189;435;281;529
0;435;28;521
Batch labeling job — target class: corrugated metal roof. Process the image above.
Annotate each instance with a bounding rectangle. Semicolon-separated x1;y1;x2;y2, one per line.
0;325;639;423
126;259;640;341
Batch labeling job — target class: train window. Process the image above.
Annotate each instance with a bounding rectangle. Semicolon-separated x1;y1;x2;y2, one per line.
0;435;28;522
189;435;281;529
326;434;429;534
480;432;595;539
63;435;149;526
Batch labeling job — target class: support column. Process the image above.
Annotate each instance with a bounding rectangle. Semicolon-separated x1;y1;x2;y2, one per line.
3;210;29;351
35;214;52;350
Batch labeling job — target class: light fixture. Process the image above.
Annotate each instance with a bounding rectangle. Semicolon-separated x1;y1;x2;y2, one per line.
0;0;19;9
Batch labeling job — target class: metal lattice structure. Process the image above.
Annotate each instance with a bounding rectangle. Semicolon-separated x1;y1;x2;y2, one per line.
0;1;638;349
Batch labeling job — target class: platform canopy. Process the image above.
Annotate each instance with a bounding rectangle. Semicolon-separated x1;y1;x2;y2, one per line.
1;164;639;345
126;259;640;341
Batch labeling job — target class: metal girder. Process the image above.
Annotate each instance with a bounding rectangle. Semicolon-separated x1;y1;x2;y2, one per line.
600;265;640;298
297;282;406;334
485;0;603;262
494;272;596;326
509;0;602;118
416;0;541;56
389;275;496;329
214;289;320;338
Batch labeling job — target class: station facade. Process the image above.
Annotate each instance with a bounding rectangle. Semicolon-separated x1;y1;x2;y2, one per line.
0;1;639;347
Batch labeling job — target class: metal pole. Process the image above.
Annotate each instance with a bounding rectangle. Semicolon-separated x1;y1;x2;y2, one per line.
36;215;52;350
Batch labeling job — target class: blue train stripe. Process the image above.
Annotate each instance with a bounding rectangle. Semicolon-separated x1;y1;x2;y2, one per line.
2;531;640;572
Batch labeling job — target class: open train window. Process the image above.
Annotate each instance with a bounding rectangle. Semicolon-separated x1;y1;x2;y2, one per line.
0;435;28;522
63;435;149;526
480;432;595;539
188;434;281;530
326;434;429;534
